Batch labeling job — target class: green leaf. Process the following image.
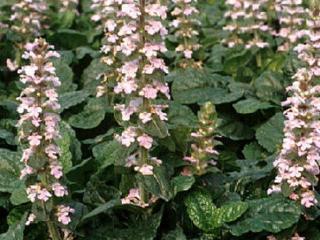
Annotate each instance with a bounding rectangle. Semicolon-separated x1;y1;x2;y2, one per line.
0;149;22;193
230;197;301;236
59;90;90;112
81;58;108;95
57;122;74;173
254;71;284;104
137;166;173;201
0;129;15;145
219;202;248;223
217;114;254;140
242;142;265;160
256;113;284;153
75;47;100;59
170;69;232;104
144;117;168;138
49;29;88;49
229;156;274;182
81;199;119;222
0;213;27;240
171;175;195;196
10;186;28;206
185;191;248;232
168;102;197;128
93;140;130;168
53;59;75;93
185;191;217;232
233;98;273;114
68;98;107;129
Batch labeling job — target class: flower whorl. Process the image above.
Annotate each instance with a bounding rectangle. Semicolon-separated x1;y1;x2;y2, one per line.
17;38;73;225
275;0;307;51
223;0;270;49
170;0;202;68
268;11;320;208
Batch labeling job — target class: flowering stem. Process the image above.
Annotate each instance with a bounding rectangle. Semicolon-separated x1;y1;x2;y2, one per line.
47;221;62;240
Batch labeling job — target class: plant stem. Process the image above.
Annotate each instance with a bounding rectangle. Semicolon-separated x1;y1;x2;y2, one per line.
47;221;62;240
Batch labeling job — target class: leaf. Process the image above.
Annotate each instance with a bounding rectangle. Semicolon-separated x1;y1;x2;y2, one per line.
57;122;74;173
81;199;119;222
242;142;265;160
168;102;198;128
170;69;232;104
185;191;248;232
185;191;217;232
0;129;15;145
53;59;75;93
75;46;100;59
137;166;173;201
10;186;28;206
0;213;27;240
68;98;107;129
143;117;169;138
171;175;195;196
49;29;88;49
93;140;130;168
256;113;284;153
230;197;301;236
0;149;22;193
233;98;273;114
219;202;248;223
81;58;108;95
254;71;284;104
217;114;254;140
229;155;274;182
59;90;90;112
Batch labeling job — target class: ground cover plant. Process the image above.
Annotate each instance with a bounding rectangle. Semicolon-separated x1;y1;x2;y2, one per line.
1;0;320;239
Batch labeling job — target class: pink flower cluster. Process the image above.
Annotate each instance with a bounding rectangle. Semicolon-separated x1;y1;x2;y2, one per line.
93;0;170;206
170;0;201;68
223;0;270;49
17;38;73;225
182;102;218;176
275;0;307;51
10;0;47;37
268;14;320;208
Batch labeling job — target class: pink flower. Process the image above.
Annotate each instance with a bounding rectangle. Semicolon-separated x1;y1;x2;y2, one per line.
301;191;317;208
134;164;154;175
50;163;63;179
114;79;138;94
28;134;42;147
145;21;167;36
38;188;52;202
139;85;158;99
56;205;75;225
52;183;68;197
116;127;137;147
20;166;34;179
137;134;153;149
139;112;152;123
184;50;193;59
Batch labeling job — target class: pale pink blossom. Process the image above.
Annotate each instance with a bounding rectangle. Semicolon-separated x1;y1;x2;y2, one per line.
56;205;75;225
137;134;153;149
